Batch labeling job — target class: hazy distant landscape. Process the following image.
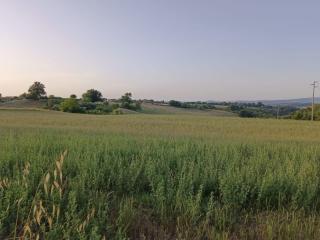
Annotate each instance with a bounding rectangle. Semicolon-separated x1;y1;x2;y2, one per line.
238;97;318;107
1;81;313;120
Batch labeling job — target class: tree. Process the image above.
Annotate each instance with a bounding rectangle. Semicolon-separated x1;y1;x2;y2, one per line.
18;93;27;99
82;89;103;102
70;94;77;99
291;105;320;121
27;82;46;100
120;92;133;109
119;92;141;110
239;109;255;118
169;100;182;107
60;98;82;113
230;104;243;112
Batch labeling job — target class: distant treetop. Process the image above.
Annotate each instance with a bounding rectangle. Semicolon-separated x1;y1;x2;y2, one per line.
82;89;103;102
27;81;46;100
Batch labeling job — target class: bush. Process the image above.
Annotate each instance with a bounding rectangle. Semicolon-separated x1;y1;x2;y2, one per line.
93;103;113;114
47;97;63;109
80;102;97;111
60;99;82;113
113;109;123;115
111;103;120;110
239;110;255;118
169;100;182;107
120;93;141;111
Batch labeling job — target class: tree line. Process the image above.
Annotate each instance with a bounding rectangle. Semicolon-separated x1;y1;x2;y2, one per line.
0;81;313;119
168;99;298;119
19;81;141;114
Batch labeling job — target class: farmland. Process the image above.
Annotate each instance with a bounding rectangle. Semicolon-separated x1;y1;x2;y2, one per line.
1;109;320;239
140;103;236;116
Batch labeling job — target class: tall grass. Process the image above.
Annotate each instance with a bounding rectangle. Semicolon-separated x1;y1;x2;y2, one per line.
1;110;320;239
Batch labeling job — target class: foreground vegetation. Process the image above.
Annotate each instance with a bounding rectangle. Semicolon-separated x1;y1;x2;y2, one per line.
1;110;320;239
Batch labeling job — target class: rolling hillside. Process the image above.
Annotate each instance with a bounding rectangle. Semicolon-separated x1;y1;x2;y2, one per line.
0;100;236;117
0;99;47;109
140;103;236;116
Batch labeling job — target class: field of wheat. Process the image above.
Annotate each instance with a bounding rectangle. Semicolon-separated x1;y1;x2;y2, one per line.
1;109;320;239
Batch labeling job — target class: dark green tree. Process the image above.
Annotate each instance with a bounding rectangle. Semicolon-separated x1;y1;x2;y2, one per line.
27;82;46;100
119;93;141;110
120;92;133;109
82;89;103;102
169;100;182;107
239;109;255;118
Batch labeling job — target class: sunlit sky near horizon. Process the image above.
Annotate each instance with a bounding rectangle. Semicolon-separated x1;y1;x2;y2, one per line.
1;0;320;101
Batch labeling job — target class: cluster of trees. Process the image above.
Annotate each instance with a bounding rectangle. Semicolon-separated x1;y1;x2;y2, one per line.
169;100;216;110
291;105;320;120
230;102;270;118
19;82;141;115
228;102;297;119
167;100;297;119
120;93;141;110
56;89;113;114
19;81;47;100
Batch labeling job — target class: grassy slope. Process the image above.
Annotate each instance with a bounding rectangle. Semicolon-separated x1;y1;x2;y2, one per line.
1;110;320;239
0;99;47;109
0;109;318;142
140;103;236;116
0;100;235;117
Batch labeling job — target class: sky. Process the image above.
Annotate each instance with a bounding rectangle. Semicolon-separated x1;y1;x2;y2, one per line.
1;0;320;101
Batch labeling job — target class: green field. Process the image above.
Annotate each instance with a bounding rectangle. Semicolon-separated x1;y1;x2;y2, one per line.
1;109;320;239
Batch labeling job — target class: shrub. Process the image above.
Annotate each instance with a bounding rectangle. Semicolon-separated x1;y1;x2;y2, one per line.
93;103;113;114
60;98;82;113
239;109;255;118
169;100;182;107
120;93;141;111
47;97;63;109
113;109;123;115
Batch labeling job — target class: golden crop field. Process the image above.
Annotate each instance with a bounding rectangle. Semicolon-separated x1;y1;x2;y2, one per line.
1;109;320;239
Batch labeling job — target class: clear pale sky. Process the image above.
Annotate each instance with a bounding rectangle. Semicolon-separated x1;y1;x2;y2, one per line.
1;0;319;101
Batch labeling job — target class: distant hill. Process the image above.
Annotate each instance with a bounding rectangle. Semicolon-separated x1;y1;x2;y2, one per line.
256;98;317;107
209;98;317;108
